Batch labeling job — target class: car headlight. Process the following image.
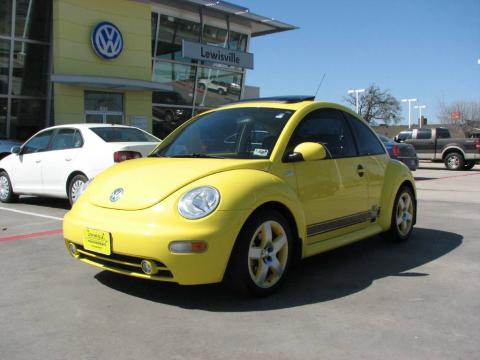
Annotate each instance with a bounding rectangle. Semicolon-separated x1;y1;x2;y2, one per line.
178;186;220;219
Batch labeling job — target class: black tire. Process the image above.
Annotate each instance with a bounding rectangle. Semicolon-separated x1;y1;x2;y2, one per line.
463;161;475;170
384;186;415;242
0;171;19;203
444;152;465;171
68;174;88;206
225;209;293;297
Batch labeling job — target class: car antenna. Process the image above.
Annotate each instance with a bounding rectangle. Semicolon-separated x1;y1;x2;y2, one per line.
314;73;326;100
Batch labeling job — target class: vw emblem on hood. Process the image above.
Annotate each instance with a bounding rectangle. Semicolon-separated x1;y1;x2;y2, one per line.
110;188;124;202
91;21;124;60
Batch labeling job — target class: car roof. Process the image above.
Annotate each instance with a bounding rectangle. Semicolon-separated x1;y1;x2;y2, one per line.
43;123;138;130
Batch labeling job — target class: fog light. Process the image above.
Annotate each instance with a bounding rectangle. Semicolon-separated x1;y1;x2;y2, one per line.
68;243;78;258
141;260;156;275
169;241;208;254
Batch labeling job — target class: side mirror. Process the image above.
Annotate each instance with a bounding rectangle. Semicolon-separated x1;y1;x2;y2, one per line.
11;146;21;155
289;142;327;162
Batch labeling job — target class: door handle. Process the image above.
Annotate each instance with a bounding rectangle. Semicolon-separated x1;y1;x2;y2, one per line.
35;160;41;164
357;164;365;177
65;158;72;162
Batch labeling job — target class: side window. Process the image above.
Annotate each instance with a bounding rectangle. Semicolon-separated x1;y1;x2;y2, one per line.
437;128;450;139
398;131;412;141
287;108;357;158
51;129;84;150
344;113;385;156
22;130;55;154
416;129;432;139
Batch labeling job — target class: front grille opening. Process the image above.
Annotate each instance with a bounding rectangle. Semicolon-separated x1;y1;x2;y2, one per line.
76;244;173;279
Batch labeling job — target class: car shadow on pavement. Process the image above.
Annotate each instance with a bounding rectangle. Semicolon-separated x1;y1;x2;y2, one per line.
16;196;70;210
95;227;462;312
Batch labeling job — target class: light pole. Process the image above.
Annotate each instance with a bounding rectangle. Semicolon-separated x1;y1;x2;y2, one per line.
401;98;417;129
414;105;426;128
348;88;365;114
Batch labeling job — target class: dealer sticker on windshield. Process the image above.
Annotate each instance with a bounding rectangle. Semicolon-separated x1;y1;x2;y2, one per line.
253;148;269;157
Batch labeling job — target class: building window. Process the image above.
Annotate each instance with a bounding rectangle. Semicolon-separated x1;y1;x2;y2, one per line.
0;0;13;36
12;41;49;96
10;98;46;140
0;98;7;136
15;0;51;42
195;67;242;107
152;105;191;139
0;39;9;94
84;91;124;125
152;61;196;106
155;15;201;63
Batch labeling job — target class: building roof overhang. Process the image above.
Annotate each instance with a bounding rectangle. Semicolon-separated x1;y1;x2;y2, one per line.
151;0;298;36
50;74;172;91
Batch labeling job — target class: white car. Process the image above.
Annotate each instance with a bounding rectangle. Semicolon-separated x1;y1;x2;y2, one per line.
0;124;160;205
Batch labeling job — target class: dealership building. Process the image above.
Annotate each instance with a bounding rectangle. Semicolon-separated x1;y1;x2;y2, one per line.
0;0;296;140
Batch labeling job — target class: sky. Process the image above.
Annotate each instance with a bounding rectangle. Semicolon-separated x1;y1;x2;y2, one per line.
239;0;480;125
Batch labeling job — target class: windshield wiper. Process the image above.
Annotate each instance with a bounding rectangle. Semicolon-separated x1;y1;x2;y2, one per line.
169;153;225;159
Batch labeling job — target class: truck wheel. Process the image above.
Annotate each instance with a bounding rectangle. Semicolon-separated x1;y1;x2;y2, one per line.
463;161;475;170
444;152;465;171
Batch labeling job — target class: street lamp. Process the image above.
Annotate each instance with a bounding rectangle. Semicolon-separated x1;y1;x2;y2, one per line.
414;105;426;128
348;88;365;114
401;98;417;129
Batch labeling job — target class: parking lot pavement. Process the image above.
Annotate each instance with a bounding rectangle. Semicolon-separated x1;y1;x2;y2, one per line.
0;165;479;360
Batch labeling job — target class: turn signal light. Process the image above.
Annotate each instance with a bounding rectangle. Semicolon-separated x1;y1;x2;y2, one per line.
113;151;142;163
169;241;208;254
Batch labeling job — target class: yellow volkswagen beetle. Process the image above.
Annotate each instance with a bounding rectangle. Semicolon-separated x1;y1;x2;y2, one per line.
63;96;416;296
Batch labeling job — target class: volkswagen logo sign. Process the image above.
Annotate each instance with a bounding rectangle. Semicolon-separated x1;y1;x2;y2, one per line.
91;21;124;60
110;188;124;202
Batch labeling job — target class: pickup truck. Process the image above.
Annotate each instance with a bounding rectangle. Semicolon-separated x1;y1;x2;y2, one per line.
394;127;480;170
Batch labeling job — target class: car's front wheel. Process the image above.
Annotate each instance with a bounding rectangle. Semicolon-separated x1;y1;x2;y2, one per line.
444;152;465;170
226;209;293;296
0;171;18;203
385;186;415;242
68;174;88;205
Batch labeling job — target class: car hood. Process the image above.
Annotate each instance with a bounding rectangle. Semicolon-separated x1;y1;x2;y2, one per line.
86;157;271;210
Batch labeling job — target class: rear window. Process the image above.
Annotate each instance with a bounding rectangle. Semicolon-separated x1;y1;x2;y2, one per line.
416;129;432;139
90;127;158;143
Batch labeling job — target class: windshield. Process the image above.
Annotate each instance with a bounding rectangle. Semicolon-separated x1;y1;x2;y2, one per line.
152;107;294;159
90;127;159;143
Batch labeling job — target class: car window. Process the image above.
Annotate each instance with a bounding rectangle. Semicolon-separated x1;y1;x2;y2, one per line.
397;131;412;141
343;113;385;156
377;134;393;144
51;129;84;150
286;108;357;158
90;127;158;143
437;128;450;138
22;130;55;154
416;129;432;139
153;108;293;159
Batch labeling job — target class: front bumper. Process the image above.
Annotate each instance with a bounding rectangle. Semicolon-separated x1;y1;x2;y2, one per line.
63;198;248;285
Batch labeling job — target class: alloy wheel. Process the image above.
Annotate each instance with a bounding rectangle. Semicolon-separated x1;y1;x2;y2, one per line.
396;192;414;237
247;220;289;289
70;179;85;203
0;175;9;201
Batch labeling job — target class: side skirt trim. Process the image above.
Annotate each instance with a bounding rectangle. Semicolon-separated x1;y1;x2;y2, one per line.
306;208;379;237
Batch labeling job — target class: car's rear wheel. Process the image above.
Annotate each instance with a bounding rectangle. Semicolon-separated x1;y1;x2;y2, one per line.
444;152;465;170
0;171;18;203
68;174;88;205
226;209;293;296
463;161;475;170
385;186;415;242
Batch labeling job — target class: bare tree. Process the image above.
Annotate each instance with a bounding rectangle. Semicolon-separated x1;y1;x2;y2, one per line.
344;84;401;125
437;99;480;136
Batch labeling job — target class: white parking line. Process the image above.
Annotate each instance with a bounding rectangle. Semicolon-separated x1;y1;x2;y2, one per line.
0;207;63;221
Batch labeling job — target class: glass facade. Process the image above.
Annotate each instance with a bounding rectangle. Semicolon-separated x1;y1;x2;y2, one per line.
151;10;248;138
0;0;51;140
